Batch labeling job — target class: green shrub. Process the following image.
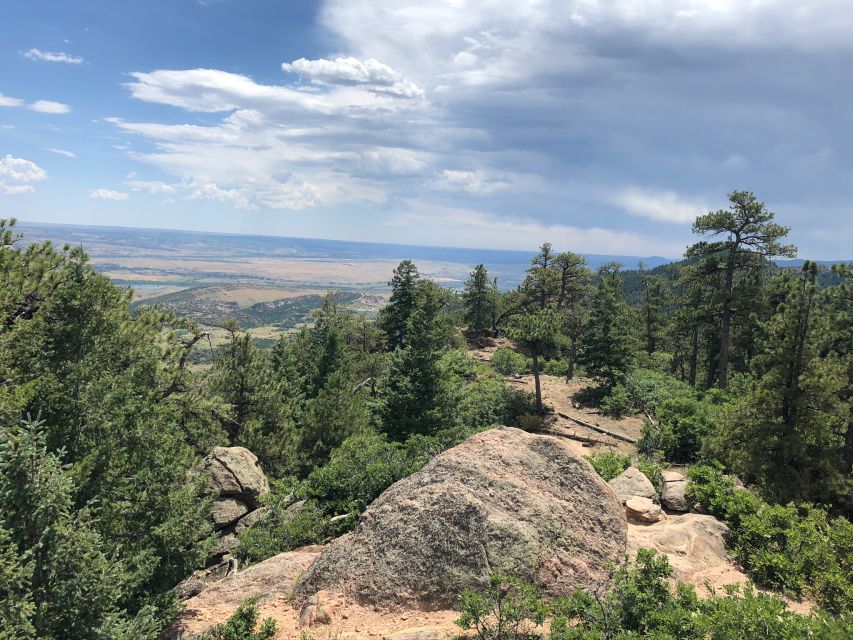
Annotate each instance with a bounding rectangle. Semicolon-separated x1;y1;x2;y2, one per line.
196;598;276;640
457;574;548;640
587;451;630;481
686;464;853;613
236;482;328;564
302;431;413;516
599;383;633;418
637;457;664;495
490;348;528;375
457;378;538;431
622;368;696;416
542;359;568;377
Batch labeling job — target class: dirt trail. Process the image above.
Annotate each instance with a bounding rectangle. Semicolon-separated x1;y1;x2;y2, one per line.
470;340;643;456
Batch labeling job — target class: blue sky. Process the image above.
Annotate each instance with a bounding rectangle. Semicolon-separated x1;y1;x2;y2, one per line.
1;1;851;259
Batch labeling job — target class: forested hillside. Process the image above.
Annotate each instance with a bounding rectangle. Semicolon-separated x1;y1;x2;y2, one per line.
0;191;850;639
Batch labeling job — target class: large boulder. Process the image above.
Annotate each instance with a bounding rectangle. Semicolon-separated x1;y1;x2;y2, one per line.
200;446;270;507
609;467;657;504
625;497;665;524
294;427;627;609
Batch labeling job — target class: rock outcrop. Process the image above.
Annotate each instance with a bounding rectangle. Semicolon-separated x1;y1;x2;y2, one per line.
201;446;270;508
608;466;658;504
177;447;273;600
660;470;689;512
294;427;627;609
627;513;744;586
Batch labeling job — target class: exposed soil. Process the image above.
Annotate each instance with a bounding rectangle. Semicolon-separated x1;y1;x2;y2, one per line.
470;339;643;456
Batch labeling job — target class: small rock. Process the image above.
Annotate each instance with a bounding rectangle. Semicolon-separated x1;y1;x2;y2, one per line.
210;533;239;558
211;498;250;529
661;472;689;512
199;447;270;508
609;467;658;504
625;496;665;524
233;506;270;534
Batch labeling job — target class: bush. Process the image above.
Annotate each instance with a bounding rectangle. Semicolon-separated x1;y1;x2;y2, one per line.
490;348;528;375
587;451;630;481
196;598;276;640
637;457;664;495
460;552;853;640
686;464;853;613
302;431;413;517
599;383;633;418
457;574;548;640
542;359;568;377
457;378;538;431
236;481;328;564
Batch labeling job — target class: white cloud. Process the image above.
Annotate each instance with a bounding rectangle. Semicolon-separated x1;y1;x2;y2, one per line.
125;178;178;193
45;147;77;158
0;155;47;194
29;100;70;114
613;188;708;223
89;188;129;201
389;202;685;256
0;93;24;107
282;56;424;98
432;169;510;195
24;48;84;64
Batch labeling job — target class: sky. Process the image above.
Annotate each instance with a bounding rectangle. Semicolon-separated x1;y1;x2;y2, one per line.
1;0;851;260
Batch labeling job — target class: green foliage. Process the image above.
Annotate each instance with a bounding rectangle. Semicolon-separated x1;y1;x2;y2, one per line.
236;480;328;564
0;525;35;639
464;264;496;341
0;420;155;639
636;458;664;495
491;347;529;375
548;550;851;640
578;264;633;388
302;431;414;517
705;265;850;509
195;598;276;640
380;281;455;439
457;574;548;640
587;452;630;481
598;384;633;418
0;221;216;633
541;359;568;377
379;259;420;350
686;464;852;613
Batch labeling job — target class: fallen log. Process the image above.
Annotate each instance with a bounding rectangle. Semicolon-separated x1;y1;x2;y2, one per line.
557;412;637;444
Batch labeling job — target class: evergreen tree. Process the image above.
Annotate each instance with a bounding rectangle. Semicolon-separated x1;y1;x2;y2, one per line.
708;264;850;508
380;281;453;439
299;367;369;473
506;308;562;412
640;268;668;356
687;191;795;388
462;264;493;341
209;322;297;477
379;260;420;350
578;263;633;388
553;251;590;379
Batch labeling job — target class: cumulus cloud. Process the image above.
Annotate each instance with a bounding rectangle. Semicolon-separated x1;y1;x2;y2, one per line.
24;48;84;64
90;188;129;201
104;0;853;256
0;155;47;194
283;56;424;98
613;188;709;224
29;100;70;114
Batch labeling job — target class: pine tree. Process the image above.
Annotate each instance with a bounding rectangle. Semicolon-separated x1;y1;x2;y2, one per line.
380;281;452;439
578;263;633;388
463;264;493;342
506;308;562;412
687;191;795;388
553;251;590;379
379;260;420;350
708;264;850;507
640;269;668;356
